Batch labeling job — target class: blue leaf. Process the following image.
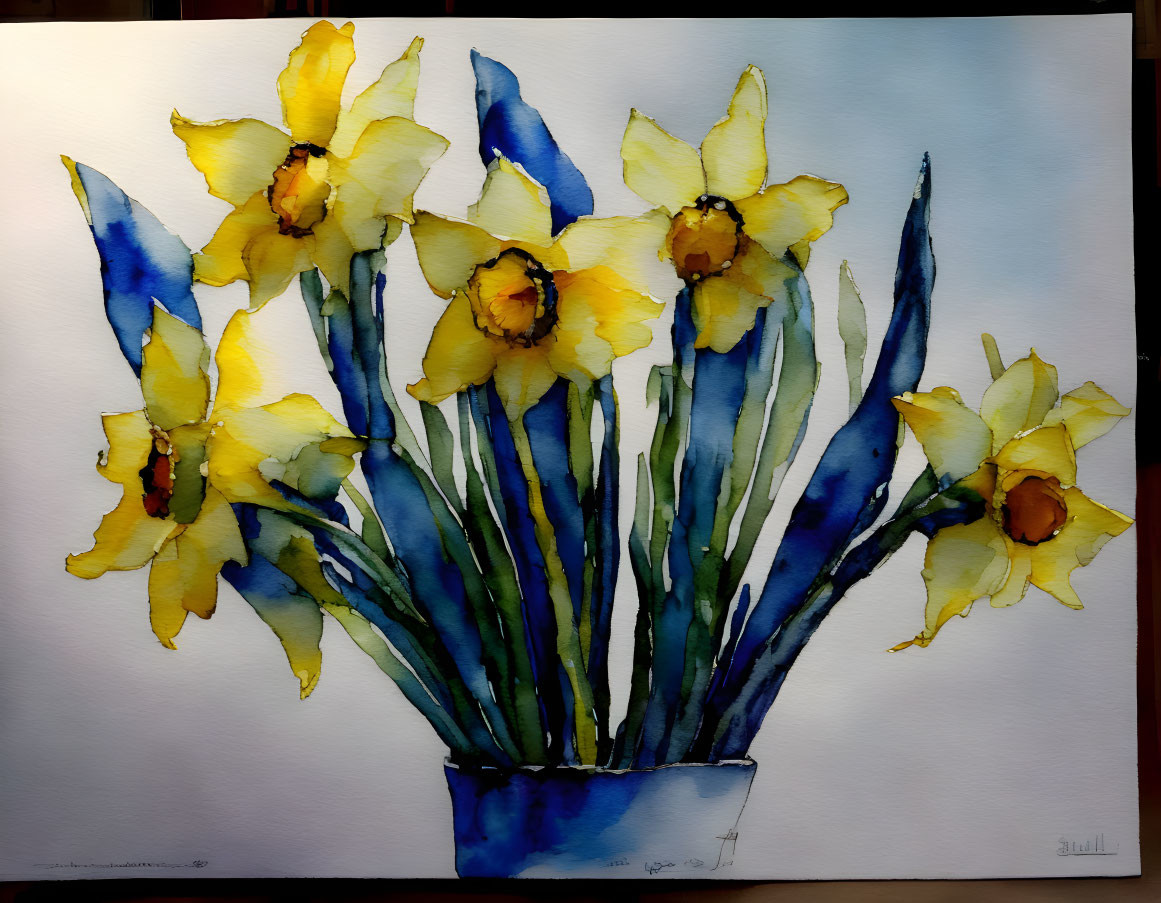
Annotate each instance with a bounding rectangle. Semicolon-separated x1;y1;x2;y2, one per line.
587;372;620;760
471;51;594;234
703;155;935;757
524;379;586;620
65;159;200;374
470;382;574;764
636;296;760;765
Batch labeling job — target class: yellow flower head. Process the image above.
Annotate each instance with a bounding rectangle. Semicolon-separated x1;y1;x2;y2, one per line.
406;158;667;417
66;306;363;650
890;350;1133;650
172;22;449;308
620;66;849;352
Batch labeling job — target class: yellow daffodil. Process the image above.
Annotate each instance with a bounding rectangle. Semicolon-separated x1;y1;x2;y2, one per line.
172;21;449;307
406;158;668;416
890;350;1132;649
620;66;849;352
67;306;363;649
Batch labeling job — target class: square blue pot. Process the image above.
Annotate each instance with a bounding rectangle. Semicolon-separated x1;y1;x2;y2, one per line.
445;758;757;878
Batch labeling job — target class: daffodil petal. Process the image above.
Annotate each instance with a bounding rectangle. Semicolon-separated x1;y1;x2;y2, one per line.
211;394;359;510
980;350;1059;452
989;543;1033;608
493;344;559;414
271;436;364;500
734;176;849;266
66;493;177;579
469;157;553;245
1025;486;1133;610
892;387;992;487
993;423;1077;487
701;66;768;201
554;209;681;301
140;306;211;431
213;308;279;414
147;488;245;648
332;116;449;243
692;277;759;353
243;227;315;309
328;36;423;159
620;109;705;213
278;20;356;147
309;217;357;297
194;193;277;287
556;266;661;359
407;293;500;403
1042;381;1131;450
892;517;1010;650
691;240;793;352
222;543;326;699
95;410;154;484
410;213;502;299
147;545;188;650
549;275;614;385
167;488;245;620
171;112;289;207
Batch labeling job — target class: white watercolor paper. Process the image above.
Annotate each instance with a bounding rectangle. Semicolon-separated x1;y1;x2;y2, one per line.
0;15;1137;880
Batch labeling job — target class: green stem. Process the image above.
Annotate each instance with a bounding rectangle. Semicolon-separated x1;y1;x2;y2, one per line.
456;394;548;763
721;279;818;602
340;478;391;563
567;384;597;667
510;413;599;764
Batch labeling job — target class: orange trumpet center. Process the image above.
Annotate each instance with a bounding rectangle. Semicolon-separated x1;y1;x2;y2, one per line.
268;143;328;238
467;248;558;347
140;430;175;519
665;194;745;283
1001;475;1068;545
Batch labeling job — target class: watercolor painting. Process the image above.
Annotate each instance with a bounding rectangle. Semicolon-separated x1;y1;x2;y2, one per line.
0;17;1138;880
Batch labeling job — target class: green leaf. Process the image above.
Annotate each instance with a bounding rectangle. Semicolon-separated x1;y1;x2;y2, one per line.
341;478;390;563
420;401;463;514
838;260;868;415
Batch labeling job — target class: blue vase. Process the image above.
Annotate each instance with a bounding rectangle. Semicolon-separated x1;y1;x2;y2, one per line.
444;758;757;878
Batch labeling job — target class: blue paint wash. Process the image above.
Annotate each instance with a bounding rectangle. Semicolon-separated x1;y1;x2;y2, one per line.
471;51;594;236
473;384;574;764
702;155;936;759
589;374;621;758
445;759;756;877
525;380;588;620
469;51;620;765
69;161;201;374
636;294;762;766
708;476;981;762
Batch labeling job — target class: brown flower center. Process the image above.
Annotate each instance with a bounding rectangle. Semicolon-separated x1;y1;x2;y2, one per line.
665;195;745;283
268;143;328;238
1001;475;1068;545
140;429;175;519
467;248;558;347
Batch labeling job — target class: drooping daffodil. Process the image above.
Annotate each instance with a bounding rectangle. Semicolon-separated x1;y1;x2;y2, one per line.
890;350;1133;649
620;66;848;353
406;158;668;416
66;305;363;649
172;21;449;307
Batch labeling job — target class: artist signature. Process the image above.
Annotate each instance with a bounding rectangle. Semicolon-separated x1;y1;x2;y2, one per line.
635;828;738;875
1058;834;1117;856
34;860;208;870
643;857;704;875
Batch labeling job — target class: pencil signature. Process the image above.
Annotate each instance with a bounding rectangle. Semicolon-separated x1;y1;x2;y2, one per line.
34;860;208;870
1058;834;1117;856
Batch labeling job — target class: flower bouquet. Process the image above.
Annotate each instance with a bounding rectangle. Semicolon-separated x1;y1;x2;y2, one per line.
61;21;1133;878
